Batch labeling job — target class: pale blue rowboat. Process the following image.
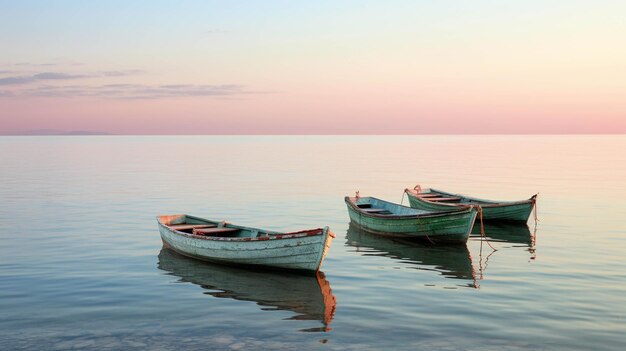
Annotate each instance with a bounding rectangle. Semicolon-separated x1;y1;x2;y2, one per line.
405;186;537;223
344;196;477;244
157;214;335;273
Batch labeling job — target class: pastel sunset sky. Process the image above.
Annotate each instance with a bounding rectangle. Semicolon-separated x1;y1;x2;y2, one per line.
1;0;625;134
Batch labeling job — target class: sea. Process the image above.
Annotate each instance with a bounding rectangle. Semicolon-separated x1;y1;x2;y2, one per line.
1;135;625;350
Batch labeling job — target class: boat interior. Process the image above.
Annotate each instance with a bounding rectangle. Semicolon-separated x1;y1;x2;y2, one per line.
159;215;269;238
351;197;427;216
159;215;325;239
413;189;536;206
405;188;472;204
355;203;394;215
168;223;244;237
414;191;464;203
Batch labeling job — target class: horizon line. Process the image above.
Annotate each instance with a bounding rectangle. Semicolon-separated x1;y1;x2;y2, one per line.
1;133;625;136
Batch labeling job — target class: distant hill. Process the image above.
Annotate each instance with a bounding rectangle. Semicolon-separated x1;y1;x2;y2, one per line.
1;129;113;136
62;130;113;135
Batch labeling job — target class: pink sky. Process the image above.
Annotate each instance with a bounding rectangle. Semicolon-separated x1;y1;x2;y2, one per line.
1;1;625;134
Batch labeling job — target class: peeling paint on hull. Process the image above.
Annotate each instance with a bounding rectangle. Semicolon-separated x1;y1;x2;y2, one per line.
345;196;476;244
405;188;536;223
157;214;334;273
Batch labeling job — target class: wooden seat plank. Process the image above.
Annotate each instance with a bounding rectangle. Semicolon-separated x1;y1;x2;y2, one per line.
416;194;440;198
193;227;239;235
362;208;388;213
169;224;216;231
428;197;462;202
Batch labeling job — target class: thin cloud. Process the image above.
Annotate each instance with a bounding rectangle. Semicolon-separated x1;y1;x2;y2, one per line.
0;70;141;86
4;83;260;99
0;72;88;86
0;76;36;85
34;72;87;80
0;67;256;99
10;62;84;67
101;69;143;77
13;62;58;67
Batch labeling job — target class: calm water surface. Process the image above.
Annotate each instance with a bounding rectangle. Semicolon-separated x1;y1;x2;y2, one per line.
1;135;625;350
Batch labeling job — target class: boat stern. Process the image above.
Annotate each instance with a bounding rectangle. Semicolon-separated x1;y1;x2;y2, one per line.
157;214;187;226
316;226;335;272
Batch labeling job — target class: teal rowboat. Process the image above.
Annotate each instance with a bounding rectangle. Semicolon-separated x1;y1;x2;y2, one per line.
344;196;477;244
404;186;537;223
157;214;335;273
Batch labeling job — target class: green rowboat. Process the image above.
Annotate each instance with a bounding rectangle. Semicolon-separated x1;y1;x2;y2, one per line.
405;186;537;223
344;196;477;244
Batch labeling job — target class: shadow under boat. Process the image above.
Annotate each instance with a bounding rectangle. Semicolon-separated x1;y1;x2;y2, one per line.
345;224;475;283
471;222;533;246
471;222;537;262
157;248;336;332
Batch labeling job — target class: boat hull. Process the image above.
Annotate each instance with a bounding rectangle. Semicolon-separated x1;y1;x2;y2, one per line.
405;189;535;223
157;216;333;273
345;198;476;244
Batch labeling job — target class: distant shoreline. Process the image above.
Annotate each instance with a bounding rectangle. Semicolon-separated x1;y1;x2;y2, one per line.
0;130;114;136
0;132;624;136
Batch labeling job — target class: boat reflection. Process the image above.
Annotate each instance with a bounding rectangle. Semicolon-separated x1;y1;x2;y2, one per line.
157;248;336;332
471;222;537;259
345;224;476;286
472;222;533;245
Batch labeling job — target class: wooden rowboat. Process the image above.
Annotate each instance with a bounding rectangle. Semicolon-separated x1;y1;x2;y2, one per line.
157;214;335;273
404;186;537;223
344;195;477;244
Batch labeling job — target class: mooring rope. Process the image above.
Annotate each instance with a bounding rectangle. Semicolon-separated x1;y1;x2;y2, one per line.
532;194;539;226
475;205;497;251
408;184;437;243
414;215;435;245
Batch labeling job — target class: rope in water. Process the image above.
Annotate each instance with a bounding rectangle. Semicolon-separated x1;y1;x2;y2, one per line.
530;195;538;260
529;225;537;260
479;246;497;280
468;250;479;288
